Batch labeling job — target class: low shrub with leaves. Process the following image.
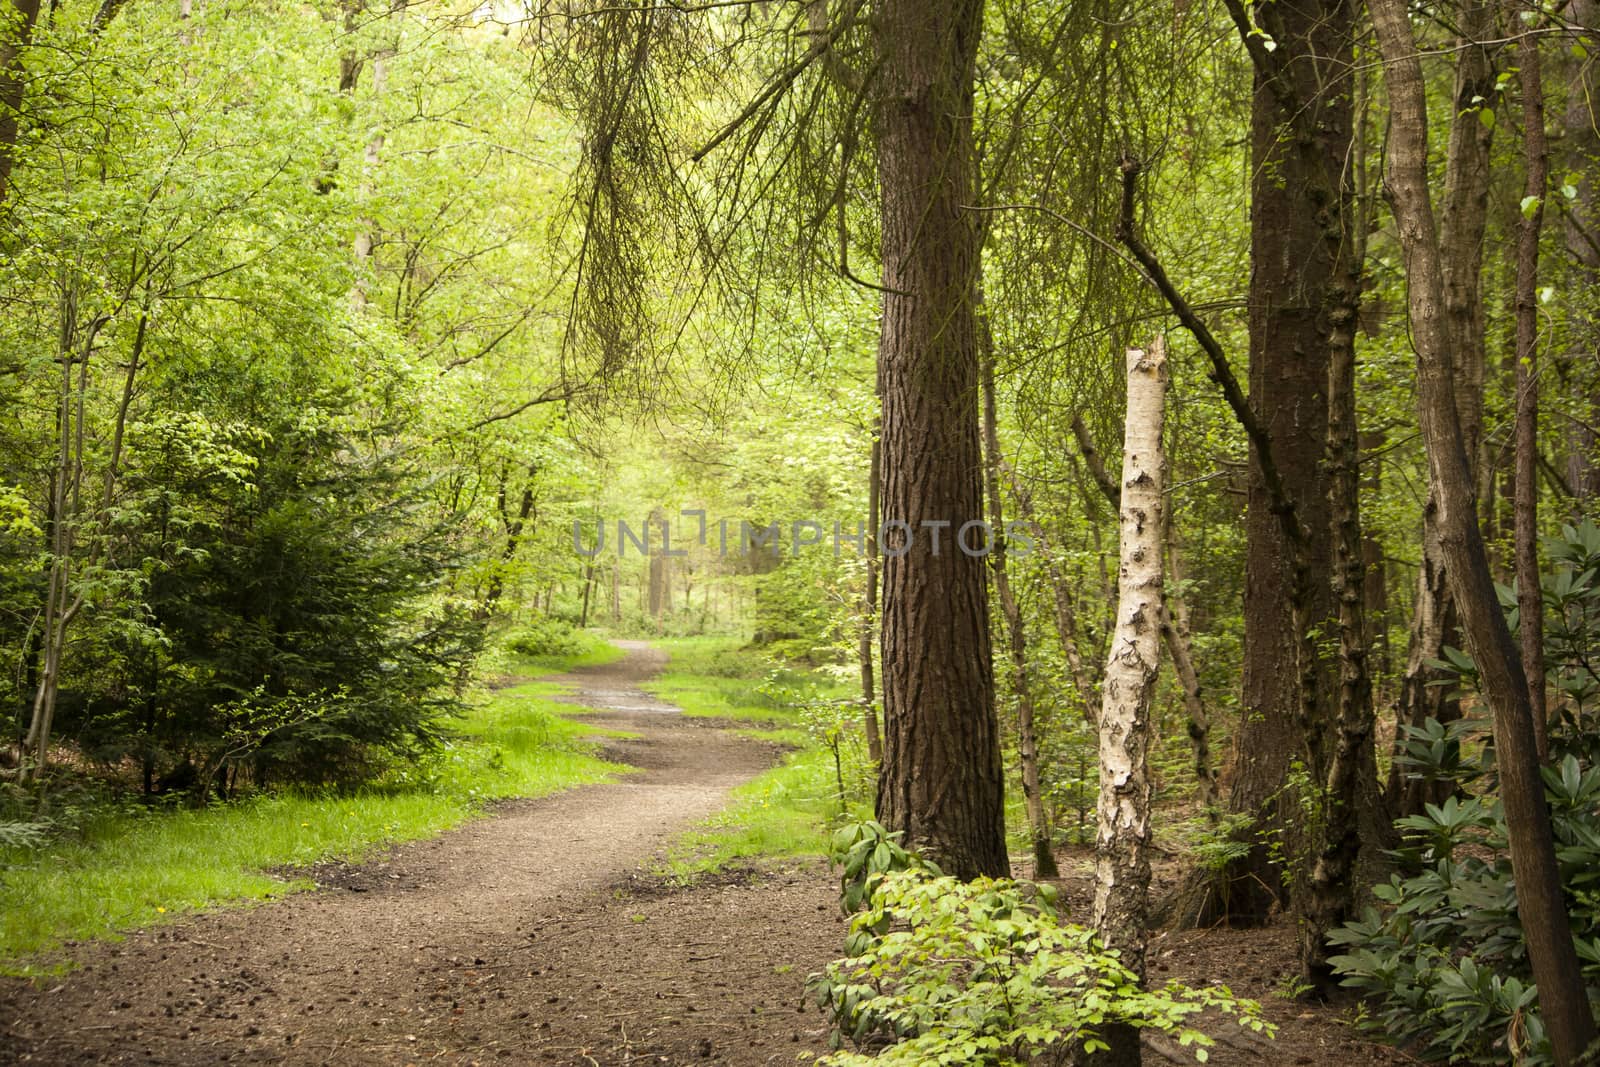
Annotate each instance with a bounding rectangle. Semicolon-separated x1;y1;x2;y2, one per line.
808;820;1270;1065
1329;729;1600;1064
503;618;591;659
1330;522;1600;1064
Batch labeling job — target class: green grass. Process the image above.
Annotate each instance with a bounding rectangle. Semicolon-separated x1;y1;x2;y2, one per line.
644;637;871;879
0;671;630;975
644;635;853;725
506;633;626;674
660;743;868;880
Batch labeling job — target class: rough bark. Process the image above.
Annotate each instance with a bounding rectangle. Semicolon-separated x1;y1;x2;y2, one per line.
1091;339;1167;1067
1368;1;1597;1059
1512;6;1549;759
871;0;1007;880
980;331;1056;878
1301;167;1374;989
1075;413;1215;812
1224;0;1354;926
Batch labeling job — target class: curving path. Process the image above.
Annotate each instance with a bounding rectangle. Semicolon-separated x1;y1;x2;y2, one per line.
0;641;842;1066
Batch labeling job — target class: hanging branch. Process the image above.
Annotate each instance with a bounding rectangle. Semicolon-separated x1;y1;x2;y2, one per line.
1113;156;1301;542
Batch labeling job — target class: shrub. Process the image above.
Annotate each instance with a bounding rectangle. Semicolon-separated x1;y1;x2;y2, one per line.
1329;734;1600;1064
503;618;589;659
1329;522;1600;1063
809;820;1271;1065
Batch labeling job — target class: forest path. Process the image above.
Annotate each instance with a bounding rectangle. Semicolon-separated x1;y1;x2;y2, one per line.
0;642;845;1066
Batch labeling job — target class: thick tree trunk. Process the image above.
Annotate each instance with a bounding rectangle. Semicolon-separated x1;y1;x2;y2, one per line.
1204;0;1356;927
1368;1;1597;1059
1091;339;1167;1067
872;0;1007;880
980;334;1056;878
1512;11;1549;759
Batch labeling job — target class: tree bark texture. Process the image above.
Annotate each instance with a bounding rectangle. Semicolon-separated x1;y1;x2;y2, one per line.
1215;0;1358;926
1393;0;1498;816
980;332;1056;877
1091;338;1167;1067
871;0;1008;880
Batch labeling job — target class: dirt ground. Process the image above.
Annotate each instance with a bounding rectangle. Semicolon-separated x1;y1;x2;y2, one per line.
0;643;1403;1066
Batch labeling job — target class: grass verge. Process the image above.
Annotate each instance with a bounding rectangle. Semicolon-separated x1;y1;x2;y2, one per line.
645;637;871;880
0;659;630;975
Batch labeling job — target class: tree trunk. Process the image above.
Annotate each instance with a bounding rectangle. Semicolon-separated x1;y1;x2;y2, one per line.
1002;464;1100;725
980;325;1056;878
859;431;882;764
1368;1;1597;1059
1215;0;1355;927
1392;0;1497;816
1162;536;1217;814
0;0;41;206
1511;10;1549;759
1076;413;1215;810
1562;0;1600;504
1091;338;1167;1067
647;506;668;623
872;0;1007;880
1300;170;1375;989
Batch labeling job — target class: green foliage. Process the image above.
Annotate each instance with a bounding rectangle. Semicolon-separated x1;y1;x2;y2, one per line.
1328;745;1600;1064
807;862;1272;1065
502;618;601;662
656;644;870;880
1333;522;1600;1062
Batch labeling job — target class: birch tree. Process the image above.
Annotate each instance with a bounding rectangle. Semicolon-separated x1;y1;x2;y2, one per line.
1092;337;1166;1067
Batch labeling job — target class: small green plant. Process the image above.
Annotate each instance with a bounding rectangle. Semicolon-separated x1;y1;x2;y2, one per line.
807;865;1271;1065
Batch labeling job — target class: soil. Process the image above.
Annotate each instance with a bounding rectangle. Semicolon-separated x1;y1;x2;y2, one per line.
0;642;1404;1066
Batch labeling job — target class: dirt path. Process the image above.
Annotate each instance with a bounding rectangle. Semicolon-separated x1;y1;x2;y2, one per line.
1;641;1411;1066
0;642;845;1066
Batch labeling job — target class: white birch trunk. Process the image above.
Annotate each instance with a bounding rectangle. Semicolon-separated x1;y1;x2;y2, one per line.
1092;337;1167;1065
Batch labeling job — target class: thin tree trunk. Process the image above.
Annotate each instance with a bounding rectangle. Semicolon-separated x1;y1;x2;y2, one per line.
0;0;41;206
1512;8;1549;759
859;431;882;763
1393;0;1497;815
1091;338;1167;1067
579;562;594;628
1368;2;1596;1059
872;0;1007;879
1562;0;1600;504
1075;413;1215;811
980;323;1056;878
1162;535;1217;814
1002;465;1099;725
